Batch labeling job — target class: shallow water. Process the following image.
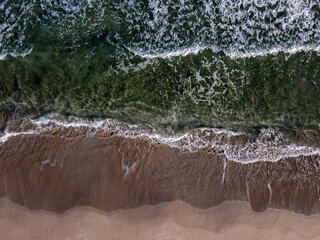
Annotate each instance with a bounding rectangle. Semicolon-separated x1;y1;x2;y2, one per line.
1;114;320;163
0;0;319;129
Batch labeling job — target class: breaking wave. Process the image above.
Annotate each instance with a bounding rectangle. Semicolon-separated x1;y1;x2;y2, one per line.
1;114;319;163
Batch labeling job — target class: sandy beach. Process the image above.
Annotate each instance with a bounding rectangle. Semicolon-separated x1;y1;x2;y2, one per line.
1;119;320;239
1;197;320;240
1;128;320;215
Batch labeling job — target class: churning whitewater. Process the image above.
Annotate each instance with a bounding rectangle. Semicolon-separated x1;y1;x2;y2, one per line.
1;0;320;58
1;114;320;163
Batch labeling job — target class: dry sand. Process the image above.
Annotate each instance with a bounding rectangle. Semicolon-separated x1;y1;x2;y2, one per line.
1;197;320;240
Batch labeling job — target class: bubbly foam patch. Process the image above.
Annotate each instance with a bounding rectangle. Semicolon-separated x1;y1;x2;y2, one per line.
0;0;35;59
129;44;320;60
118;0;320;57
1;114;319;164
1;0;319;59
0;48;33;61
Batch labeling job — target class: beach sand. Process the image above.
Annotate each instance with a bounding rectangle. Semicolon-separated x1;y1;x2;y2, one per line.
1;126;320;239
1;130;320;215
1;197;320;240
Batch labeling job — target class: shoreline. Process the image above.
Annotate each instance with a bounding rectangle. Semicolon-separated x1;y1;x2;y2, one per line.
1;126;320;216
1;113;320;163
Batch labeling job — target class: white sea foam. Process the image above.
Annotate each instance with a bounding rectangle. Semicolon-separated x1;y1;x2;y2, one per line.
0;48;33;61
1;0;319;60
128;44;320;60
119;0;320;59
127;45;210;59
37;159;63;171
1;114;319;164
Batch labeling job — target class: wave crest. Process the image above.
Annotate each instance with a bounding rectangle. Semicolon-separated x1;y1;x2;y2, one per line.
1;114;319;163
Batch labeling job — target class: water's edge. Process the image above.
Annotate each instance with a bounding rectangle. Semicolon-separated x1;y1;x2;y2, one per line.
1;121;320;216
1;113;320;163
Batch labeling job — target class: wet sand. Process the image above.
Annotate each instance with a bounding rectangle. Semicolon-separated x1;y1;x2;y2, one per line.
1;120;320;238
0;128;320;215
1;197;320;240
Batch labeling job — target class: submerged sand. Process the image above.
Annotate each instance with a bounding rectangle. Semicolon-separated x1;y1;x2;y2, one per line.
1;129;320;215
1;119;320;239
1;197;320;240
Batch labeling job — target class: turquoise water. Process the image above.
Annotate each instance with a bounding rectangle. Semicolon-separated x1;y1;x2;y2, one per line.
0;0;319;130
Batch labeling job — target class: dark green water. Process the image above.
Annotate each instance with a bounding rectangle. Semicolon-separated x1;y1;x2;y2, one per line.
1;0;320;130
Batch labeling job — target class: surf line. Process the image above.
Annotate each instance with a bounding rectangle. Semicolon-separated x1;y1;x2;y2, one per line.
127;44;320;60
1;114;320;165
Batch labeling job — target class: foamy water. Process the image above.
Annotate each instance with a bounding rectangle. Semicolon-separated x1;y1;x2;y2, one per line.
0;48;33;61
1;0;319;60
118;0;320;57
1;114;319;164
128;44;320;59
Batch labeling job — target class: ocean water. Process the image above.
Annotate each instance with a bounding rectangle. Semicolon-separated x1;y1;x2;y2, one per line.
0;0;320;162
